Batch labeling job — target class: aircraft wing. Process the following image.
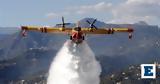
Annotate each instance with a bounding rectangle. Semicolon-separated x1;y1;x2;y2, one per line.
81;27;134;39
21;26;72;33
81;28;133;34
21;26;72;36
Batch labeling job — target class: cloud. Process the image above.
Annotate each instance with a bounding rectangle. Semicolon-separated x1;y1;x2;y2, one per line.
45;12;59;18
110;0;160;24
45;2;113;20
66;2;112;15
45;0;160;25
126;0;160;5
78;2;112;14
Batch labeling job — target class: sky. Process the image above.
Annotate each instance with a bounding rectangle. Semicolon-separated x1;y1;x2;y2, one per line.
0;0;160;27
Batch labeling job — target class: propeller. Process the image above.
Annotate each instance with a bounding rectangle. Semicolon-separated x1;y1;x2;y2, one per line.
56;16;71;28
62;16;65;28
86;19;98;30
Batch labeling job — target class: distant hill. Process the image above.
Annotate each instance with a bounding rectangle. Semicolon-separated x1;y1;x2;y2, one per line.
0;18;160;84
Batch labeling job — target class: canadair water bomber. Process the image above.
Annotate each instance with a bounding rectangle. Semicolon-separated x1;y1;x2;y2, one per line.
21;17;134;44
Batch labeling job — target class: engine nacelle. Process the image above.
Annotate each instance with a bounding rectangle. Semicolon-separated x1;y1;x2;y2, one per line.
108;28;114;34
59;28;65;31
40;27;48;33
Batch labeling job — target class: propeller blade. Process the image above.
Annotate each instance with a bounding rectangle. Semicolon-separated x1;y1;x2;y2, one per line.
92;19;97;29
62;16;65;28
92;25;97;29
65;23;71;25
56;24;62;26
56;23;70;25
86;20;93;28
92;19;97;25
62;17;64;24
86;20;91;24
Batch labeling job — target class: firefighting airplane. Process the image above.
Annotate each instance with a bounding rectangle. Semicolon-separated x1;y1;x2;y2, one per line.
21;17;134;44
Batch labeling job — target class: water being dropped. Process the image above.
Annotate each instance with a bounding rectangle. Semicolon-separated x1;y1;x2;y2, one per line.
47;40;101;84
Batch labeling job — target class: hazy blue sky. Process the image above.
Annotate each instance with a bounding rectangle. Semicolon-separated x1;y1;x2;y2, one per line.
0;0;159;27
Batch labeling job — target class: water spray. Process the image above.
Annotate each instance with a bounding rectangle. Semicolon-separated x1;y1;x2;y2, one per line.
47;40;101;84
